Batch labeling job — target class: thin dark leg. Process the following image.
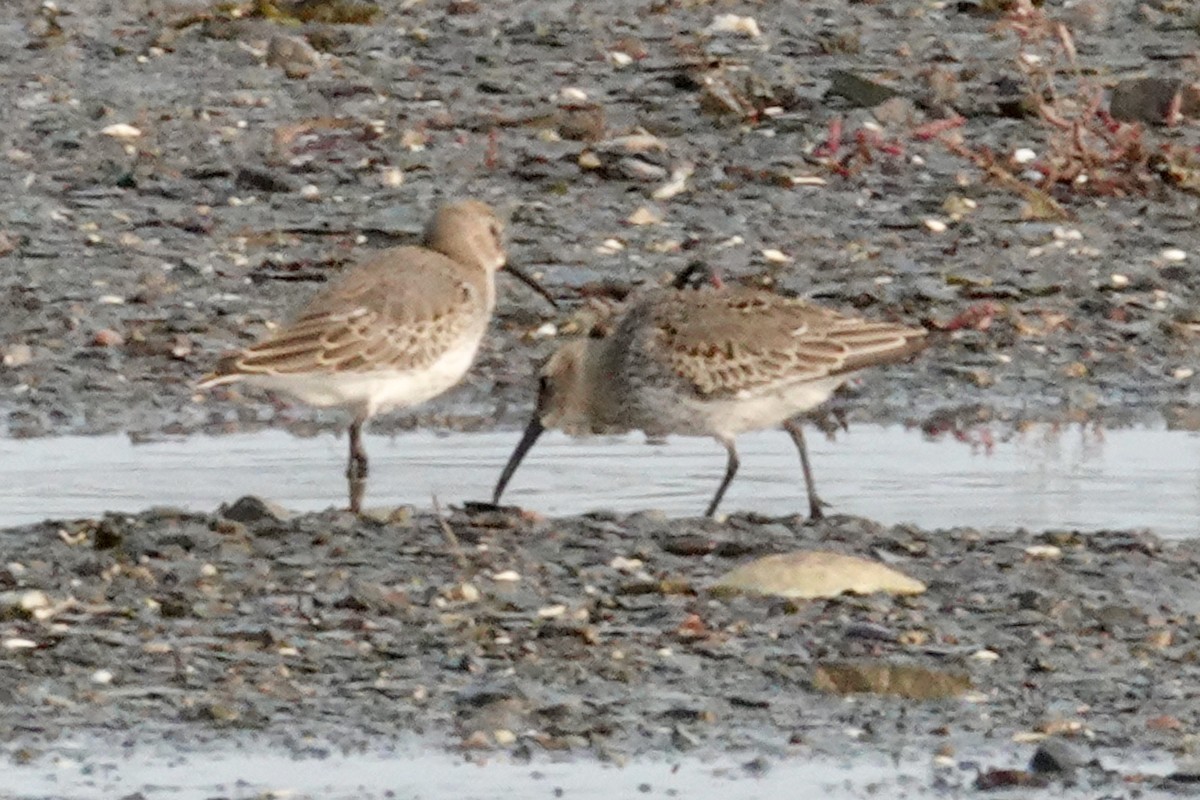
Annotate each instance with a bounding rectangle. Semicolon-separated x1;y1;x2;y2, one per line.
783;419;826;520
704;436;739;518
347;419;369;513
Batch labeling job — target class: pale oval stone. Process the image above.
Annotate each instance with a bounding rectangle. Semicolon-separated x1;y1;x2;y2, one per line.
1024;544;1062;559
713;550;925;600
578;151;602;170
19;590;49;611
761;248;791;263
1013;147;1037;164
491;570;521;582
1162;248;1187;262
924;218;948;234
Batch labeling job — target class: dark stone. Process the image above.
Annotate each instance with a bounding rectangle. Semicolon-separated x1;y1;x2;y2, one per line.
1029;738;1082;776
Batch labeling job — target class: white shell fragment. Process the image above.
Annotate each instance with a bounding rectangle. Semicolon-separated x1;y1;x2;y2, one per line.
101;123;142;140
704;14;762;38
3;639;38;650
610;556;644;573
652;165;693;201
627;206;662;226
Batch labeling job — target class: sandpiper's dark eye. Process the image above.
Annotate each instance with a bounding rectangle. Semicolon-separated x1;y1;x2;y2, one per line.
490;222;503;240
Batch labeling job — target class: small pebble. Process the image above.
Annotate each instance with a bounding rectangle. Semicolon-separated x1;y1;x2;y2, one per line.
379;167;404;187
92;329;124;348
924;218;948;233
2;344;32;367
627;207;662;226
1161;248;1187;262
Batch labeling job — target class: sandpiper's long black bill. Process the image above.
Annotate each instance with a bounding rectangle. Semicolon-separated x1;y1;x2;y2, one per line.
505;263;559;310
492;414;545;504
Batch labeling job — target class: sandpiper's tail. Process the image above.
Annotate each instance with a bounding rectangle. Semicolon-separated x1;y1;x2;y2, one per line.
195;353;246;389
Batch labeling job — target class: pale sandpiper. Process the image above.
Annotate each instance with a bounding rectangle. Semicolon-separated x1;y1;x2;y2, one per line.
199;199;556;513
492;279;925;519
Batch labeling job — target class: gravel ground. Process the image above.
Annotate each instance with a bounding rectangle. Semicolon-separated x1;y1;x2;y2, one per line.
3;503;1200;797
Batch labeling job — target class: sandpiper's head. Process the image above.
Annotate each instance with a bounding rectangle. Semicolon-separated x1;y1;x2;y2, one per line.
491;337;593;505
423;200;507;272
424;199;557;309
536;339;592;435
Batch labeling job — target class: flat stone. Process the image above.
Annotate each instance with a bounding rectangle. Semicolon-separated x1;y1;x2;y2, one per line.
712;550;925;600
812;661;971;700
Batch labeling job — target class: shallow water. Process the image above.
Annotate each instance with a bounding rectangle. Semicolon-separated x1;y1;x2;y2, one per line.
3;424;1198;538
2;746;904;800
0;739;1176;800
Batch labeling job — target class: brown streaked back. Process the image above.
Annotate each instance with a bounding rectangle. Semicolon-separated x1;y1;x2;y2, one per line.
200;245;490;382
630;287;926;398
